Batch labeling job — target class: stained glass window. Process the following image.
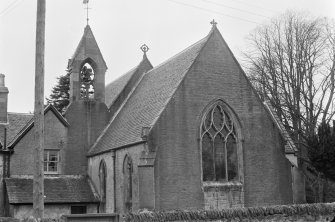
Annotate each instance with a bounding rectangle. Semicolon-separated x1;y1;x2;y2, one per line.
201;101;238;182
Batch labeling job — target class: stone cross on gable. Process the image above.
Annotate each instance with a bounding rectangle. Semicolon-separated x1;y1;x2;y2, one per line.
210;19;217;27
140;44;149;55
83;0;91;25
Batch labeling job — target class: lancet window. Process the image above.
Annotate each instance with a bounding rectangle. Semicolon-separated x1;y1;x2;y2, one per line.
123;155;133;212
200;101;239;182
99;160;107;213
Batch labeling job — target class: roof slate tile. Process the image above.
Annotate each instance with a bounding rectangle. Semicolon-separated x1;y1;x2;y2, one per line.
5;177;99;204
89;33;209;155
0;113;33;147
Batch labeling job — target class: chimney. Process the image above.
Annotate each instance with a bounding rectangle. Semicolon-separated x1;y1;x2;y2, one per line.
0;74;9;124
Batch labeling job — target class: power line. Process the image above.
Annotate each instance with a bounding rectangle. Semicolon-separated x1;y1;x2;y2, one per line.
222;0;280;13
0;0;25;17
166;0;262;25
201;0;271;19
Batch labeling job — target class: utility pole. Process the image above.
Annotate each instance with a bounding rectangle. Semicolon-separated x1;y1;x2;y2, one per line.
33;0;46;220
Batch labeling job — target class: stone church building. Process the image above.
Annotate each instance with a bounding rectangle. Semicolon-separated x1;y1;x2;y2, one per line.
0;22;301;219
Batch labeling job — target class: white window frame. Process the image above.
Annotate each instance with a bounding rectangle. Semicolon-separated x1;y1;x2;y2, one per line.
44;150;60;174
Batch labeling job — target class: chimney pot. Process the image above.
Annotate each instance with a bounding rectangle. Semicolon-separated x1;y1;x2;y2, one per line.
0;73;5;87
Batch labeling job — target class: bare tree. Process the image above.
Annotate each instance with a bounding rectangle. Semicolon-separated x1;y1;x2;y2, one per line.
244;11;335;143
244;11;335;202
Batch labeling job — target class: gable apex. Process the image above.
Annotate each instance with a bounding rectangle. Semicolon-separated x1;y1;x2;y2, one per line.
7;104;69;149
69;25;107;70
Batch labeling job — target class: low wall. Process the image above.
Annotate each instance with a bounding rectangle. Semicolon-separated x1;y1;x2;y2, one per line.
124;203;335;222
0;218;19;222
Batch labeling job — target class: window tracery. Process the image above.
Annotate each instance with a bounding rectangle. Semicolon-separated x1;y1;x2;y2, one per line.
200;101;238;182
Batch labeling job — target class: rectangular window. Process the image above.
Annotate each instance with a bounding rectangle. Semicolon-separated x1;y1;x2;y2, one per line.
71;205;87;214
44;150;59;174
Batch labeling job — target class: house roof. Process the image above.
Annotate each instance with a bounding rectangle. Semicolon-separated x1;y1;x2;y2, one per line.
7;104;69;148
88;28;213;156
5;176;99;204
263;101;297;154
0;113;33;148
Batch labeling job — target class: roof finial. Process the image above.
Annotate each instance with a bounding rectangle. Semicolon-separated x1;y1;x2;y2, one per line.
83;0;91;25
140;44;149;57
210;19;217;27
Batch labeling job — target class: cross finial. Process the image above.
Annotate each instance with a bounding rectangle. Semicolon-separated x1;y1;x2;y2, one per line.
210;19;217;27
83;0;91;25
140;44;149;55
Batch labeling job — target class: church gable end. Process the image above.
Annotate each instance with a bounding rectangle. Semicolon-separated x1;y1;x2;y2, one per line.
149;26;293;210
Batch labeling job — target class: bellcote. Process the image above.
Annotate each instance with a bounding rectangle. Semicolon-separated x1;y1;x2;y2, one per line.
68;25;107;103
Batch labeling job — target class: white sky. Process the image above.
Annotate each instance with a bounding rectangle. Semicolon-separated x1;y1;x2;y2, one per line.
1;0;334;113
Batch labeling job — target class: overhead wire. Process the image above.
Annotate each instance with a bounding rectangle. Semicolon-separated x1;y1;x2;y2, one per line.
221;0;280;13
166;0;262;25
0;0;25;17
201;0;271;19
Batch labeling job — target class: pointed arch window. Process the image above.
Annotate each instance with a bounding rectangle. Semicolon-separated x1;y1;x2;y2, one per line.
99;160;107;213
80;62;95;99
123;155;133;213
200;101;239;182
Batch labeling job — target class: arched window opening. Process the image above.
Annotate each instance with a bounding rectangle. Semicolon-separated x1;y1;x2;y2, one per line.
123;155;133;213
99;160;107;213
80;62;95;99
200;101;239;182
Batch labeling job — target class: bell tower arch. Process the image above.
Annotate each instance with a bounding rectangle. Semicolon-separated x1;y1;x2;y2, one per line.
68;25;107;103
64;25;109;175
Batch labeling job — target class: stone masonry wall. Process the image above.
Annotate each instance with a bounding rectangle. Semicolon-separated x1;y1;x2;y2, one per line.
203;183;244;210
88;144;145;214
124;203;335;222
149;28;292;211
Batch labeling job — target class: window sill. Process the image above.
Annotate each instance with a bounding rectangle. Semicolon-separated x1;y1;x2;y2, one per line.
44;172;59;175
203;181;243;192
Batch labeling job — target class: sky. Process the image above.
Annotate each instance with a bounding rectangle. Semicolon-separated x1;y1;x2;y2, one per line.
0;0;334;113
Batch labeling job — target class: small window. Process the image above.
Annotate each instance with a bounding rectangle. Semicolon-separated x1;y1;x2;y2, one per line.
44;150;59;174
71;205;87;214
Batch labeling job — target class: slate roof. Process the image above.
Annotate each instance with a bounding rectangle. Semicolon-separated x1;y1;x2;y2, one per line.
89;29;211;155
263;101;297;154
5;176;99;204
105;66;138;108
0;113;33;148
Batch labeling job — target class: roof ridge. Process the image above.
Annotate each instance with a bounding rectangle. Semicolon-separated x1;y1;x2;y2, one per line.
89;28;214;156
148;34;211;74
